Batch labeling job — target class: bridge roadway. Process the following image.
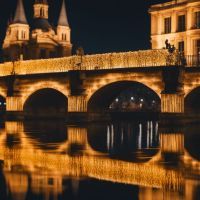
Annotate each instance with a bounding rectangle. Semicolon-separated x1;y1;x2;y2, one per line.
0;122;199;193
0;50;171;76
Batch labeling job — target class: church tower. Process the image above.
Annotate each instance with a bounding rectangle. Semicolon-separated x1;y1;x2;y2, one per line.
30;0;57;59
56;0;72;56
33;0;48;19
2;0;72;61
3;0;30;61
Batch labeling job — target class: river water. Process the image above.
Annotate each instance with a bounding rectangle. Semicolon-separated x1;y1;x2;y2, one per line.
0;119;199;200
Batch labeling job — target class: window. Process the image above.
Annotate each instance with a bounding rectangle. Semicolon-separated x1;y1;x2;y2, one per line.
40;8;44;17
196;40;200;55
21;31;26;39
194;11;200;29
178;15;185;32
178;41;184;53
164;17;171;34
40;49;46;59
62;33;67;41
50;51;56;58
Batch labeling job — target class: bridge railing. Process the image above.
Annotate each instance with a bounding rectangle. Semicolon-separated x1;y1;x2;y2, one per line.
185;55;200;67
0;49;177;76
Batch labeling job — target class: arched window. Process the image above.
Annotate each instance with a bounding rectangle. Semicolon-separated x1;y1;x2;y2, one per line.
62;34;67;41
40;8;44;17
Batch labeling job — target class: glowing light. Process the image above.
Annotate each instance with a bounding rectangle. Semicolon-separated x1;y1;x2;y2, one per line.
131;97;134;100
115;98;119;102
0;50;176;77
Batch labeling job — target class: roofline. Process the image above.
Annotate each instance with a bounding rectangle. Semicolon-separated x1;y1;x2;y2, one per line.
149;0;200;13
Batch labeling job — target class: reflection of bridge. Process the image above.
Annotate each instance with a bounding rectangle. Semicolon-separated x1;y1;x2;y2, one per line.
0;122;199;200
0;49;199;118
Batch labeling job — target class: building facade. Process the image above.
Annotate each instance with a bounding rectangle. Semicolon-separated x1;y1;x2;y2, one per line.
3;0;72;61
149;0;200;57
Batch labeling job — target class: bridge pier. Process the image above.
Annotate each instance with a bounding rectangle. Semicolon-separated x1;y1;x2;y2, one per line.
67;95;88;122
161;94;184;113
68;96;87;112
5;97;24;120
160;66;185;125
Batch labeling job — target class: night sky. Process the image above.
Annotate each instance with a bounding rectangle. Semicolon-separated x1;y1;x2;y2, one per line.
0;0;169;56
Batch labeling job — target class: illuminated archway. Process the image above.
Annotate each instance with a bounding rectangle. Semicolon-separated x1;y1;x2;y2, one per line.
87;81;161;113
23;88;68;118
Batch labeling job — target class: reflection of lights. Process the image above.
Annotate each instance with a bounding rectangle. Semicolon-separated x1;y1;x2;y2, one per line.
4;102;6;105
152;100;155;104
139;103;143;108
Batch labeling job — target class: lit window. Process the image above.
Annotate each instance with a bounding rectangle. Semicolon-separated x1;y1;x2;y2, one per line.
178;41;184;53
164;17;171;34
194;11;200;29
196;40;200;56
178;15;185;32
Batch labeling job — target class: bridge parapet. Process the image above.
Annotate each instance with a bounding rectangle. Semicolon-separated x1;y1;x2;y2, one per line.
0;50;175;76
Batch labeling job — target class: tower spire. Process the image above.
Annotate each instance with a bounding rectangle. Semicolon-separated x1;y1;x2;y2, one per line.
35;0;48;4
13;0;27;24
58;0;69;26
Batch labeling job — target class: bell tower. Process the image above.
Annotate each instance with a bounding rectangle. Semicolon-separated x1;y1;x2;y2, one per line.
33;0;49;19
56;0;72;56
3;0;30;61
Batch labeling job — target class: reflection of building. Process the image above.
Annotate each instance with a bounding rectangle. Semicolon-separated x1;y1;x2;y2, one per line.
149;0;200;57
3;0;72;61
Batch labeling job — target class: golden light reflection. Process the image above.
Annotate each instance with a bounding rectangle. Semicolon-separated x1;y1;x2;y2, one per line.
0;122;186;193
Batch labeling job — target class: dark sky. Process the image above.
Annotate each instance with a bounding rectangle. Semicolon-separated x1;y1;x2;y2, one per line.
0;0;169;55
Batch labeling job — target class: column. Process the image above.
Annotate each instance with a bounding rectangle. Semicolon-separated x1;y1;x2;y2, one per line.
172;11;177;33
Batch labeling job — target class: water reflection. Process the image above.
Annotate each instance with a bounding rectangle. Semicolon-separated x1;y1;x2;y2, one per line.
0;120;199;200
88;121;159;161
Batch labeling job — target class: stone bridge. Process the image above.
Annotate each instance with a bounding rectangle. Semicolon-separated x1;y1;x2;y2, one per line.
0;49;199;119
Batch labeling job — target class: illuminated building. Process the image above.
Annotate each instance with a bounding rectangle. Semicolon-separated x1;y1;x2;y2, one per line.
3;0;72;61
149;0;200;57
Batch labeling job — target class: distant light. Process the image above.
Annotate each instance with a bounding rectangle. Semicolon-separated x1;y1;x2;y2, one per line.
131;97;134;100
140;98;144;102
152;100;155;104
115;98;119;102
4;102;6;105
0;102;2;106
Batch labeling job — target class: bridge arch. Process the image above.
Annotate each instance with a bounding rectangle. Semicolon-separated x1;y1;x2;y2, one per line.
23;88;68;118
87;81;161;112
184;86;200;115
86;74;162;101
21;81;69;108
